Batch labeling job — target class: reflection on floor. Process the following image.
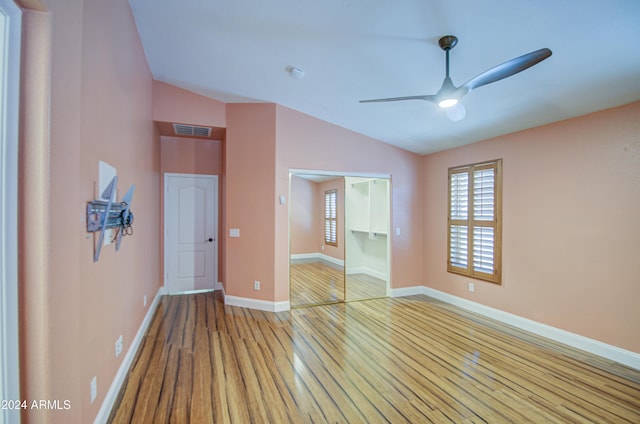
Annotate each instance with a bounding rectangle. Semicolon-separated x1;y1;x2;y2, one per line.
290;259;386;307
345;273;386;301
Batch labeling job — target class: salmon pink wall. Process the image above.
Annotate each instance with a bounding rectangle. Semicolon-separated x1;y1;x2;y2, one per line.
152;80;226;127
160;136;222;175
275;105;423;302
423;101;640;354
290;175;320;255
224;103;277;299
19;1;159;423
19;8;55;420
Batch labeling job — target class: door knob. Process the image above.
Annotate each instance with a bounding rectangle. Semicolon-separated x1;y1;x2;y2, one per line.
207;238;213;242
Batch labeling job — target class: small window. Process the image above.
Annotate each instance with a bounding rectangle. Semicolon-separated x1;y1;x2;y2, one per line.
324;189;337;246
448;160;502;283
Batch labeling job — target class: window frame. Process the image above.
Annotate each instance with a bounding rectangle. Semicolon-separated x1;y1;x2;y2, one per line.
324;189;338;247
447;159;502;284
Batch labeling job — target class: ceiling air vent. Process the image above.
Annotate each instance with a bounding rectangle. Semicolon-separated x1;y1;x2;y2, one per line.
173;123;212;137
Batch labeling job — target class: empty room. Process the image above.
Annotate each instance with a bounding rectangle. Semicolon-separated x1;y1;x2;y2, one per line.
3;0;640;423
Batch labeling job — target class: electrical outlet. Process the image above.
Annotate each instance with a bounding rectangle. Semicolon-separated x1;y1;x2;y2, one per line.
115;335;123;358
468;282;475;292
90;377;97;403
254;280;260;291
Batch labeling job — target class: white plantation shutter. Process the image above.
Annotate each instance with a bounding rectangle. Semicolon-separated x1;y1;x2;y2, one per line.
450;172;468;220
324;189;337;246
473;226;494;274
448;169;469;271
448;160;502;283
449;225;468;268
474;168;494;221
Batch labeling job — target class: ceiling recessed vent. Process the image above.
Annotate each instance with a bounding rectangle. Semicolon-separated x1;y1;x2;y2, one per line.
173;123;212;137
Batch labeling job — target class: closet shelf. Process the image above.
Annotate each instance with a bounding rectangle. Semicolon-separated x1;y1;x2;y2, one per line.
350;229;387;237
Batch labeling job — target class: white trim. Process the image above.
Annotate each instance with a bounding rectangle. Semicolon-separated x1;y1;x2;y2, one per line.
0;2;21;423
289;168;391;180
224;294;290;312
290;252;344;267
94;286;166;424
346;266;387;281
420;286;640;371
290;253;319;261
167;288;215;296
389;285;424;298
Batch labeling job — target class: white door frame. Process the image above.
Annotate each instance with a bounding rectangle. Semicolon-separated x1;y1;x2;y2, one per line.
163;173;219;293
0;1;22;423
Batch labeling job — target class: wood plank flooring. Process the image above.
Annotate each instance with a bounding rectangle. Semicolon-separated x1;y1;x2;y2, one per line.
108;292;640;423
290;259;387;307
290;260;345;307
345;273;386;301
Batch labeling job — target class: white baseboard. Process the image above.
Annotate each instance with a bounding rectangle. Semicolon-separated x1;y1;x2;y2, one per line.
94;286;166;424
291;252;344;267
389;285;424;298
168;288;215;295
420;286;640;371
224;294;290;312
346;266;387;281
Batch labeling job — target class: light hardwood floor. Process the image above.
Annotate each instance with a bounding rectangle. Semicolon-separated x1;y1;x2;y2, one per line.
290;259;386;307
108;291;640;423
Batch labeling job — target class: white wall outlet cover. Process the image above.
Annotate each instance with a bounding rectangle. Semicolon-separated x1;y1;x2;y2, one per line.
279;194;286;205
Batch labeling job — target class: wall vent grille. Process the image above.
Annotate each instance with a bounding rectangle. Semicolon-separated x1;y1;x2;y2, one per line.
173;123;212;137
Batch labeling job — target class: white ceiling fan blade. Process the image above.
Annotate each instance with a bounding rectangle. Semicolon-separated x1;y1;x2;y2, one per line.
461;48;552;92
360;94;437;103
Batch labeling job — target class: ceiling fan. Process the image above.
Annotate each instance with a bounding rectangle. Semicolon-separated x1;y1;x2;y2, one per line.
360;35;552;121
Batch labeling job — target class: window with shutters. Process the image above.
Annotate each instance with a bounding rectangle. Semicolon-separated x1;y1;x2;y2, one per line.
324;189;338;246
448;159;502;283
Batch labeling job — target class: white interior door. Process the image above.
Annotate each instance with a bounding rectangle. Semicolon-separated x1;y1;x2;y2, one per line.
164;174;218;294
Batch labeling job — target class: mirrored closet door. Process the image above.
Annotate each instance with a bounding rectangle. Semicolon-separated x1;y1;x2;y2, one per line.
289;172;390;308
289;174;345;307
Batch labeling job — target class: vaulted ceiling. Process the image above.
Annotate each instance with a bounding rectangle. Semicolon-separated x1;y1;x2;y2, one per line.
129;0;640;155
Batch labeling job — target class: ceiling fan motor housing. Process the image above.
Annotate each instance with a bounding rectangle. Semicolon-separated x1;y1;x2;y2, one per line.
438;35;458;51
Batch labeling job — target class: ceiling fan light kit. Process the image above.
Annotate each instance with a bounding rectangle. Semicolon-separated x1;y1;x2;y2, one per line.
360;35;552;120
438;98;459;108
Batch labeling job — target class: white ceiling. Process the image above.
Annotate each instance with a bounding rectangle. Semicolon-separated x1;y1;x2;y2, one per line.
129;0;640;155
